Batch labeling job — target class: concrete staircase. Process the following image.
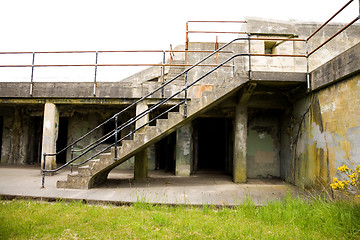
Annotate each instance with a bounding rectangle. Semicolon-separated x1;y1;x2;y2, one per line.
57;73;247;189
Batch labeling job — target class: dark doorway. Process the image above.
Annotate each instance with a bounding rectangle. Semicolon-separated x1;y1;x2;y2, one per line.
31;116;43;164
0;116;3;161
195;118;233;173
155;132;176;173
56;117;69;164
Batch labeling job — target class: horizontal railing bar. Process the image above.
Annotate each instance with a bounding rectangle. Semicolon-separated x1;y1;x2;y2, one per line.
0;50;233;55
249;37;306;42
188;31;247;34
0;63;234;67
308;15;360;56
187;20;246;23
307;0;354;41
251;53;307;57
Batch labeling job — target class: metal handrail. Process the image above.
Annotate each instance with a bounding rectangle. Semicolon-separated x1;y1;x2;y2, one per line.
40;37;250;187
40;34;312;187
40;1;359;187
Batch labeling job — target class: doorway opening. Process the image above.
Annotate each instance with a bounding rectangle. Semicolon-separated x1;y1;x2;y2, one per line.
194;118;233;173
30;116;43;164
155;132;176;173
56;117;69;164
0;116;3;161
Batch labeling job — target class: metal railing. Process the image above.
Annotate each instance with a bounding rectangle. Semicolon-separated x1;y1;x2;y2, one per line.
40;39;247;187
5;0;353;187
0;49;234;97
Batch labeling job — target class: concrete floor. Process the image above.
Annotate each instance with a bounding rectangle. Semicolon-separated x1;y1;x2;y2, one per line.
0;165;304;206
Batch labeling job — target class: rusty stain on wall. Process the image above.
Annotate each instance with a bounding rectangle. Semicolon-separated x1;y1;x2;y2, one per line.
293;73;360;189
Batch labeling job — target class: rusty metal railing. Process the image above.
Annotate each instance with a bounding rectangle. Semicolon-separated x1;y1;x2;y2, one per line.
0;0;359;95
0;49;234;97
38;0;359;187
304;0;360;89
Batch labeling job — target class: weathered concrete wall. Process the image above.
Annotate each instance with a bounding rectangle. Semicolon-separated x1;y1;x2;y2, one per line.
292;73;360;189
186;42;247;86
311;42;360;90
175;123;193;176
247;109;280;178
245;17;360;72
66;111;104;164
0;106;41;165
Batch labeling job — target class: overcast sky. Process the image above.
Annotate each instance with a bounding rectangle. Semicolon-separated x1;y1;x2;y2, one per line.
0;0;358;81
1;0;357;51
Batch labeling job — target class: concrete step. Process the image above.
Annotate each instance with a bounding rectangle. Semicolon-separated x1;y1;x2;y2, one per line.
88;159;100;168
57;172;91;189
56;180;68;188
156;119;169;130
78;165;92;176
134;133;145;142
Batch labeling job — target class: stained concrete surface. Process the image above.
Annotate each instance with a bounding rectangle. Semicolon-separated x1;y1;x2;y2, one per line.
0;165;305;206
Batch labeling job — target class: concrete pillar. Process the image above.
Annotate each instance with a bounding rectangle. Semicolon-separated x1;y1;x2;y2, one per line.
134;101;149;181
134;150;148;181
175;123;193;176
147;144;156;170
41;102;59;170
233;104;247;183
135;101;149;131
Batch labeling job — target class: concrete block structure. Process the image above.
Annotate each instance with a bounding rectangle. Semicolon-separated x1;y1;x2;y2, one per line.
0;15;360;190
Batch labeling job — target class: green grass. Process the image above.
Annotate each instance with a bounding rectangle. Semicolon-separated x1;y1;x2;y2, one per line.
0;195;360;239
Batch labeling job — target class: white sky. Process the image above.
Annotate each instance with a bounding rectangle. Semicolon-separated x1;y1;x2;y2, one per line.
0;0;358;81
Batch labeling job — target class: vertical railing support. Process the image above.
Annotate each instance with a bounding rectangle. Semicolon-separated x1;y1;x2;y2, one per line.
247;34;252;80
185;22;189;71
70;146;74;173
93;51;98;96
161;50;166;98
232;58;235;77
41;154;46;188
184;72;188;118
114;115;118;161
30;52;35;96
305;40;311;90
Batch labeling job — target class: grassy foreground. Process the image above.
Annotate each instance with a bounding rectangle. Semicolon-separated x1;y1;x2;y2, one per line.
0;196;360;239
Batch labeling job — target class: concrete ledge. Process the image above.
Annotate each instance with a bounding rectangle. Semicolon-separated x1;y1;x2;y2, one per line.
311;42;360;91
0;81;185;99
251;71;307;82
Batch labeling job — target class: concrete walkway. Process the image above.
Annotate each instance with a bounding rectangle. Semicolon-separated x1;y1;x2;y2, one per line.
0;166;304;206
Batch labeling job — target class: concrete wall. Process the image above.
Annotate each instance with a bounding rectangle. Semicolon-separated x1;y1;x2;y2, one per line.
291;73;360;188
0;105;42;165
245;17;360;72
247;109;281;178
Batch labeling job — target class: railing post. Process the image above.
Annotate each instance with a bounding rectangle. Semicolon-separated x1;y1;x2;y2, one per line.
161;50;165;98
70;145;74;173
185;22;189;71
184;72;188;118
247;34;252;80
114;115;118;161
41;154;46;188
305;40;311;90
93;51;98;96
30;52;35;96
232;58;235;77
